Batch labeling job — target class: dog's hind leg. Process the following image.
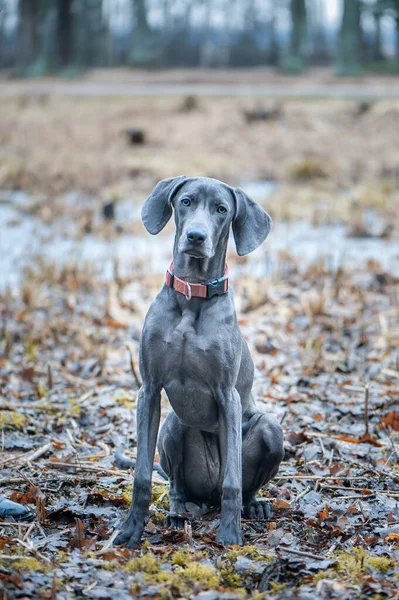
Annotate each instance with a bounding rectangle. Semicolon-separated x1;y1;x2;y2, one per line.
241;412;284;518
158;411;190;529
158;412;222;527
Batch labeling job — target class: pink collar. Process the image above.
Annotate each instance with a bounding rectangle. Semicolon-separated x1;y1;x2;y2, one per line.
165;262;229;300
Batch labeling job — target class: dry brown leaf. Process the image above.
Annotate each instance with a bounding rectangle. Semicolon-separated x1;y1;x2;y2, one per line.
381;410;399;432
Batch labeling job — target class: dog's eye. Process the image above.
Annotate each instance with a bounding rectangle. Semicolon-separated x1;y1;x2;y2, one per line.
217;205;227;214
181;198;191;207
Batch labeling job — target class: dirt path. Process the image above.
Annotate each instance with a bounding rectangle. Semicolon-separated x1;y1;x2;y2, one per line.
2;71;399;98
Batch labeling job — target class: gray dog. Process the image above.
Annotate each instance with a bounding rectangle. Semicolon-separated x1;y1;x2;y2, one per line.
114;176;284;548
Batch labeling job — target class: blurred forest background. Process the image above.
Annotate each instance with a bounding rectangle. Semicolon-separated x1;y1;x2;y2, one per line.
1;0;399;76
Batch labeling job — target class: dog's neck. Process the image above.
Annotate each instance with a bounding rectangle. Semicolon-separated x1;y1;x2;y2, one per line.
172;236;228;283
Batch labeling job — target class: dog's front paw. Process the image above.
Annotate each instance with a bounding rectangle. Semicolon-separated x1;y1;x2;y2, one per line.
216;525;242;547
114;512;147;548
243;498;272;520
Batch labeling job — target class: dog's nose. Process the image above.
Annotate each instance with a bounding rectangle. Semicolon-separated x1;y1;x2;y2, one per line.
187;230;207;244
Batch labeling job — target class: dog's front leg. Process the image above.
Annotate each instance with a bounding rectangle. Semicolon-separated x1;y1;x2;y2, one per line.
114;383;161;547
217;388;243;546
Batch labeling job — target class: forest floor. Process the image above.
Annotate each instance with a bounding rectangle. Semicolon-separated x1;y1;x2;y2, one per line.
0;94;399;599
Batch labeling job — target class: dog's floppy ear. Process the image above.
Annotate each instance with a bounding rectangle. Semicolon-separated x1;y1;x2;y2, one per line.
141;175;188;234
231;187;272;256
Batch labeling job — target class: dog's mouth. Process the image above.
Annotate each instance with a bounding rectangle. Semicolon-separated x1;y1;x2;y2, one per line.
179;241;214;259
183;248;210;259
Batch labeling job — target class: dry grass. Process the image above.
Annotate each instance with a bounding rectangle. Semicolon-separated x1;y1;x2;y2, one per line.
0;95;399;230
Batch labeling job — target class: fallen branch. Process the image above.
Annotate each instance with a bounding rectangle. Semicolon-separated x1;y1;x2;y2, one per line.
278;547;328;561
20;442;54;465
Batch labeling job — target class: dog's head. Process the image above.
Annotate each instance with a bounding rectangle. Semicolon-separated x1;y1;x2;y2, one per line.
141;176;271;257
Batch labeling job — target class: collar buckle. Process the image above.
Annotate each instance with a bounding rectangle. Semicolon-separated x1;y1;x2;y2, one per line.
206;276;228;299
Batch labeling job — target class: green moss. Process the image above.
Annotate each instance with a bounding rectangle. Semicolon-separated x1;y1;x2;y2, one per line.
67;397;82;417
113;391;137;409
120;481;169;512
269;581;288;595
367;556;395;573
101;562;117;571
225;545;273;562
0;411;28;429
130;582;142;596
219;565;245;588
151;484;170;511
171;549;193;566
314;547;395;585
123;550;221;593
25;334;36;361
177;563;220;588
123;553;160;575
12;557;47;572
121;482;133;506
289;159;327;182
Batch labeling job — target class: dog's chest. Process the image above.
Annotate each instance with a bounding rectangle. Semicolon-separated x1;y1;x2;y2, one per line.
160;311;222;430
163;311;222;370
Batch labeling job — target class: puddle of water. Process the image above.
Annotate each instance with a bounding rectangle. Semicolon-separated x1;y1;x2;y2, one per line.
240;180;278;202
1;184;399;292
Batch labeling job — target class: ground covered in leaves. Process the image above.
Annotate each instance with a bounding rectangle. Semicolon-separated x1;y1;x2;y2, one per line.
1;93;399;599
1;234;399;599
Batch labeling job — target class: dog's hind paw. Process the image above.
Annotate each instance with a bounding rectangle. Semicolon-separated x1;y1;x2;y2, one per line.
243;498;272;520
166;513;190;530
114;530;140;548
216;527;242;547
114;513;147;547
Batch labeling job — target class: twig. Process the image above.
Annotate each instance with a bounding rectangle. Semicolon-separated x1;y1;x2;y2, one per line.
126;344;142;388
15;538;52;565
0;522;38;529
383;427;399;463
15;469;36;487
320;485;373;492
1;442;54;468
22;522;36;542
47;364;53;390
0;453;25;468
294;486;312;502
20;442;54;465
318;436;326;458
93;529;120;555
275;475;370;481
332;494;377;500
278;547;328;561
184;520;193;545
280;410;288;425
0;474;99;485
46;461;132;477
364;383;370;435
381;368;399;380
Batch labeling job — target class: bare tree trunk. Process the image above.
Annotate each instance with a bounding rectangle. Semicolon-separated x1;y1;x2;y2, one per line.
336;0;362;76
372;9;383;62
0;0;5;68
129;0;155;66
18;0;40;68
290;0;307;58
396;17;399;60
281;0;307;72
135;0;150;34
57;0;73;67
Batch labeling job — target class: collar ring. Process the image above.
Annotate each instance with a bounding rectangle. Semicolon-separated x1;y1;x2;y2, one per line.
185;282;192;301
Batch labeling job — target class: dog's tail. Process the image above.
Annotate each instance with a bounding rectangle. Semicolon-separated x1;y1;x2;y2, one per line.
114;445;168;480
